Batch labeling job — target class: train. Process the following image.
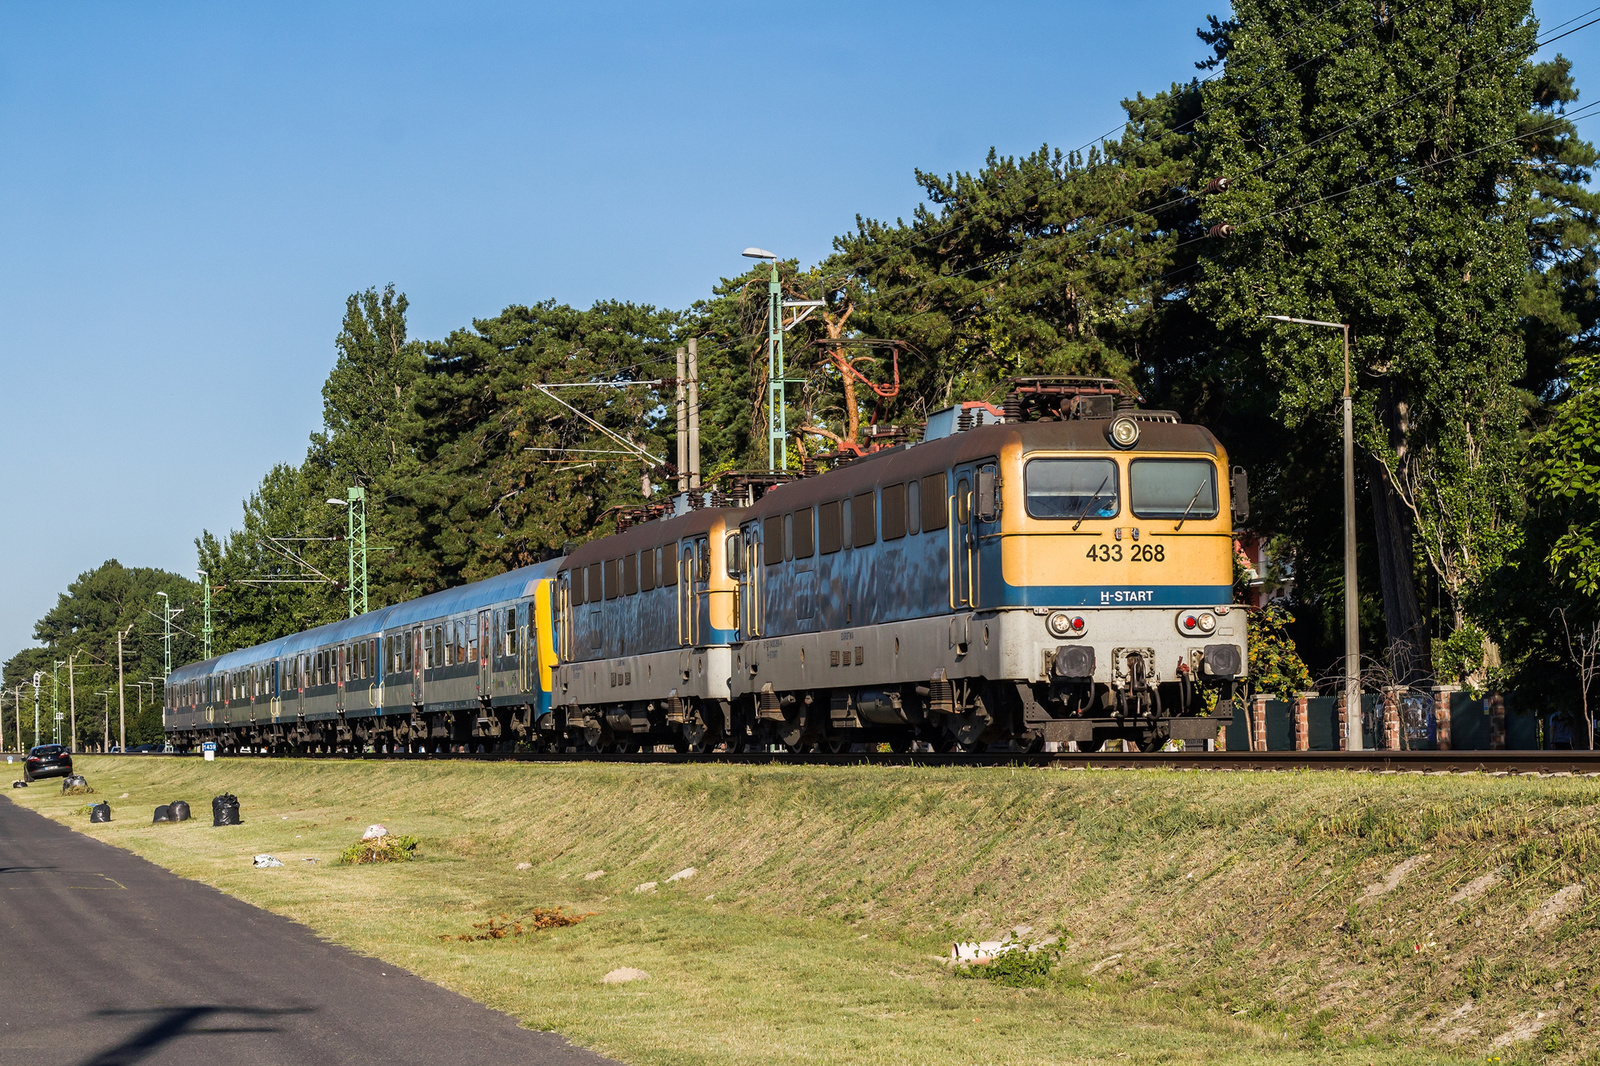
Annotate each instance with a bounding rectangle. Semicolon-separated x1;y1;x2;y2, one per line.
165;378;1249;754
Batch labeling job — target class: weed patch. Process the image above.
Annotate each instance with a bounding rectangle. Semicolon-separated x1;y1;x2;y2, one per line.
959;947;1059;988
337;833;419;865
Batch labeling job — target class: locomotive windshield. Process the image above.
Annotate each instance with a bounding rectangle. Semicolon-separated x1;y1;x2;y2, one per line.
1130;459;1218;519
1025;458;1119;519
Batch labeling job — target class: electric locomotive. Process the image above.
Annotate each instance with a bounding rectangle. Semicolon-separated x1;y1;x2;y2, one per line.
549;378;1246;752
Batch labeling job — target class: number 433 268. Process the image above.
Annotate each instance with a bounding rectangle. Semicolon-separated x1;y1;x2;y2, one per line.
1085;544;1165;562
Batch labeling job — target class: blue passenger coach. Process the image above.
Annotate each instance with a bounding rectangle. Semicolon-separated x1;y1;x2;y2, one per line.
165;561;561;752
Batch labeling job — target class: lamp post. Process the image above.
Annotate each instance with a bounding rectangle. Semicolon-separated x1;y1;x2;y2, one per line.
51;660;63;744
327;489;367;618
31;671;41;748
98;690;111;751
1266;315;1361;751
116;621;135;753
156;592;173;678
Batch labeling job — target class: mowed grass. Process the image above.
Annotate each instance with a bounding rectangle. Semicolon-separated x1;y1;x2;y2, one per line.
12;757;1597;1066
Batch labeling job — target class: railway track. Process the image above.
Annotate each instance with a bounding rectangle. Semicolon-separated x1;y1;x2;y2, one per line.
197;748;1600;774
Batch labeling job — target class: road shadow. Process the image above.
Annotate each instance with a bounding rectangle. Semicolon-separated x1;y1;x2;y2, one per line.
79;1005;315;1066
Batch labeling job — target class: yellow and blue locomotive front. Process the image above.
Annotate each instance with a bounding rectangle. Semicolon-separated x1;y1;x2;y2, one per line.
974;417;1246;735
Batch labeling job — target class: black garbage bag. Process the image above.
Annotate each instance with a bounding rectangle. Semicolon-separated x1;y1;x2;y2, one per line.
61;774;88;792
89;802;112;823
152;805;173;824
212;793;241;826
11;780;26;789
169;800;191;822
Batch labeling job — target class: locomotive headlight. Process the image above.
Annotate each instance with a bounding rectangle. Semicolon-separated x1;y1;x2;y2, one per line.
1108;415;1140;449
1176;610;1217;636
1048;611;1087;638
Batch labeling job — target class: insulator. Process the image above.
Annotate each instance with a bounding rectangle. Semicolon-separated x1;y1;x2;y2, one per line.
1203;176;1231;194
1208;224;1234;238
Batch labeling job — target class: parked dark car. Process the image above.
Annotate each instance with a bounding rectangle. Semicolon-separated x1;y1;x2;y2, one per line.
23;744;71;782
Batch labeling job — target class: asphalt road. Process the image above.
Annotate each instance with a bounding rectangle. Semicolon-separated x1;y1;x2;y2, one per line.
0;795;617;1066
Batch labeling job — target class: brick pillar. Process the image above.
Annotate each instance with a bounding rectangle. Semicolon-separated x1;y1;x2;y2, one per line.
1490;693;1506;750
1337;689;1354;749
1382;687;1402;751
1293;691;1313;751
1251;693;1270;751
1432;685;1459;751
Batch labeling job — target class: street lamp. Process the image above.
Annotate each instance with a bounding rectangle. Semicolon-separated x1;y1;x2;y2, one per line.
328;490;368;618
1266;314;1361;751
31;671;41;748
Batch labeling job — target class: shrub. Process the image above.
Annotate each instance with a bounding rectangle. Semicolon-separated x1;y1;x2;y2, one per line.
338;834;420;865
960;947;1058;988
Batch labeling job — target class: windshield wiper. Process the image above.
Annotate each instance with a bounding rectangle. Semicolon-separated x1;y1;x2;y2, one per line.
1173;482;1207;531
1073;474;1112;531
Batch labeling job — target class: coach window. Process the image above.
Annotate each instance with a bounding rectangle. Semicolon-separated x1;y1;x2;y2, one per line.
601;559;617;601
660;546;678;587
793;506;815;559
623;552;639;595
763;515;784;566
818;500;843;554
882;484;907;541
442;624;454;666
921;472;949;531
370;638;379;675
1130;458;1218;521
468;621;478;663
1024;458;1119;520
852;491;877;547
640;548;656;591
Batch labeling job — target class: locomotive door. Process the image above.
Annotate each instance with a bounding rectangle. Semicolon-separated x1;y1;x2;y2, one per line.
270;660;282;722
739;524;762;637
952;465;977;608
677;542;692;645
478;611;491;697
412;627;424;706
517;604;529;694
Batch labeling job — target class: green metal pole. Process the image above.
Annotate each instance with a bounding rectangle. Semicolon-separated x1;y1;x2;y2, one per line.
766;262;786;471
199;570;212;660
346;486;367;617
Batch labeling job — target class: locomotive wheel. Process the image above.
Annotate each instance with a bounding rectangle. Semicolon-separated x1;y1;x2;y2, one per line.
1076;737;1105;752
888;735;913;753
1127;730;1166;753
682;716;710;753
822;736;849;754
611;738;640;754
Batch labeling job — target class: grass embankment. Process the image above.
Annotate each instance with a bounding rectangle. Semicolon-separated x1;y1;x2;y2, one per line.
10;758;1599;1065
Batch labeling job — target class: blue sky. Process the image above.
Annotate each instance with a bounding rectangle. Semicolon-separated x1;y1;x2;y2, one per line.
1;1;1597;657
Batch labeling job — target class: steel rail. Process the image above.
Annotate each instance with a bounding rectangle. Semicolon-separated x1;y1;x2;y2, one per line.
164;748;1600;774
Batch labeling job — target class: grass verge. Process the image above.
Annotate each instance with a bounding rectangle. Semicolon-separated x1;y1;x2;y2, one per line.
11;757;1597;1065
